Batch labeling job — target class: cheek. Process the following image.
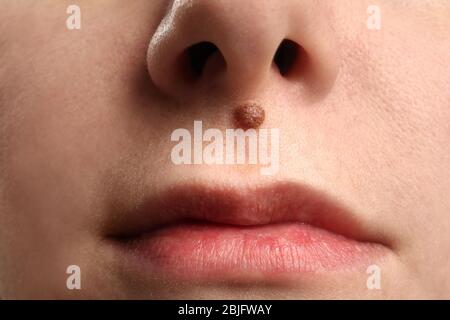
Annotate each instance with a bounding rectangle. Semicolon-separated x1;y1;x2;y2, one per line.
314;7;450;252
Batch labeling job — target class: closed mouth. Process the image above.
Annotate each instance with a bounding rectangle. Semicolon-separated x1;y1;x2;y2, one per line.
105;182;390;283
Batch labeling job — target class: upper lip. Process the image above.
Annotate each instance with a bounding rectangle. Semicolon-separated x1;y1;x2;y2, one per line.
106;181;388;246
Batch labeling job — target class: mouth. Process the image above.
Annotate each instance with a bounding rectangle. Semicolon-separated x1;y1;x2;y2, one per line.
106;182;389;283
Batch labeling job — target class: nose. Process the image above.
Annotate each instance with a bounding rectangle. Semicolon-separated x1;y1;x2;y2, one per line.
147;0;340;103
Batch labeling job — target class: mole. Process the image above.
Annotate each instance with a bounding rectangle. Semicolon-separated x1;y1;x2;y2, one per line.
232;103;265;130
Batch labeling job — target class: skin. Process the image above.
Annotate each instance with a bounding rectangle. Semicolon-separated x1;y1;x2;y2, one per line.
0;0;450;299
233;103;266;129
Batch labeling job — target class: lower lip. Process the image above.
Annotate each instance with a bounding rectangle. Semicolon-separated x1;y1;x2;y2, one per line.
114;223;383;282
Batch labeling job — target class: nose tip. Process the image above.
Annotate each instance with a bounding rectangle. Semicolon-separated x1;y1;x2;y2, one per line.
147;0;285;97
147;0;339;101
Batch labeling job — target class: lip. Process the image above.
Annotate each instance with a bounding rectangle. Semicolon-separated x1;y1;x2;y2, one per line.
106;182;389;282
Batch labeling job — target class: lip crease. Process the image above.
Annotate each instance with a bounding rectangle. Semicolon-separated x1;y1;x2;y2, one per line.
106;182;389;282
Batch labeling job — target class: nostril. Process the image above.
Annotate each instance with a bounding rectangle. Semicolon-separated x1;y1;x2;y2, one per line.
186;42;220;78
274;39;302;77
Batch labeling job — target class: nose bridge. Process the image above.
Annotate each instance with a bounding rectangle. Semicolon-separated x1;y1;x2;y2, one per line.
148;0;289;95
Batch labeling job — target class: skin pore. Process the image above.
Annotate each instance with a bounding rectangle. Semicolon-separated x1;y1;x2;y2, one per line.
0;0;450;299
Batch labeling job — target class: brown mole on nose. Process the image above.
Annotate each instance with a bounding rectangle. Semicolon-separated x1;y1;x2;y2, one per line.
232;103;265;130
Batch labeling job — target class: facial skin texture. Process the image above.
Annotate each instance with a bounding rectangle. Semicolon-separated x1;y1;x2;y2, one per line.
0;0;450;299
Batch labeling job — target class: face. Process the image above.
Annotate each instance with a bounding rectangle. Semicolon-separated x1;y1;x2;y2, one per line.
0;0;449;299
